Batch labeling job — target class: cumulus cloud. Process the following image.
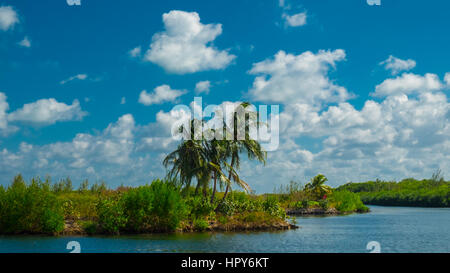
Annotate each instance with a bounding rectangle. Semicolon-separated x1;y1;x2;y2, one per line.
195;80;211;94
0;93;18;135
253;90;450;189
8;98;87;126
282;12;307;27
138;84;187;105
372;73;443;97
445;72;450;86
248;49;350;105
0;6;19;31
0;111;186;188
380;55;416;75
60;74;88;85
18;36;31;48
143;10;236;74
128;46;141;58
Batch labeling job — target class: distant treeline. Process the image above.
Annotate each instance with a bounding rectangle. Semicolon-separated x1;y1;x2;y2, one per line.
337;177;449;207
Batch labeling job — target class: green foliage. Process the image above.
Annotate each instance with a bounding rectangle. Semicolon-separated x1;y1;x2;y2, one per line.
121;186;154;232
97;197;127;234
144;179;187;231
0;175;64;234
96;179;187;234
193;218;209;231
0;175;288;235
263;196;286;219
329;190;369;213
80;220;98;235
186;195;215;218
337;178;449;207
304;174;332;200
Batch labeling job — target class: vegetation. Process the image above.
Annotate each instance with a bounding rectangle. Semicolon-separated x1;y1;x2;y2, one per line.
337;175;449;207
0;175;64;235
0;103;372;235
0;175;291;235
273;174;369;213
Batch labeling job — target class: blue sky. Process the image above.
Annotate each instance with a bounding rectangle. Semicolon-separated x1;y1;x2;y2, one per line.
0;0;449;192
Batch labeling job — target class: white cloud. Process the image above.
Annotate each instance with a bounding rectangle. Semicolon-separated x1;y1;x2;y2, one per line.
120;97;126;105
248;49;350;106
0;111;184;188
0;93;10;130
0;93;18;135
255;90;450;189
138;84;187;105
195;80;211;94
380;55;416;75
282;12;307;27
8;98;87;126
373;73;443;97
18;36;31;48
445;72;450;86
129;46;141;58
0;6;19;31
143;10;236;74
60;74;88;85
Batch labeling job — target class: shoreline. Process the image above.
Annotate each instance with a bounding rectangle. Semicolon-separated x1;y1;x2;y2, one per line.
61;218;299;236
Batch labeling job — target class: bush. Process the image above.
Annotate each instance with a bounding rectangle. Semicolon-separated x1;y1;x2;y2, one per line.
122;186;154;232
0;175;64;234
193;218;209;231
186;196;215;218
144;180;187;231
97;197;127;234
97;179;187;234
80;220;98;235
263;196;286;218
329;190;368;213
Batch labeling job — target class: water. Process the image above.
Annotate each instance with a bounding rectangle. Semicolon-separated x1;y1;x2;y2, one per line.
0;206;449;253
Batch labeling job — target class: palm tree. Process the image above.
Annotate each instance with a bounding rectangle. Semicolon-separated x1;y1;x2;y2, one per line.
163;102;266;203
217;103;266;208
304;174;332;200
163;119;208;195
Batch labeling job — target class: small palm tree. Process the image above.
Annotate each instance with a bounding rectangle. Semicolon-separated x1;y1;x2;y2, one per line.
304;174;332;200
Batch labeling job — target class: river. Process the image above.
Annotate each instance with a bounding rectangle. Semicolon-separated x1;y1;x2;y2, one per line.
0;206;448;253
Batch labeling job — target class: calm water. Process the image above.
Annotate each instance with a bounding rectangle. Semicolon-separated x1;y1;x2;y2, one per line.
0;206;449;253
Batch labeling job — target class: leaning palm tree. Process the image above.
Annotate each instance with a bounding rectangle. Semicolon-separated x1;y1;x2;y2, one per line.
304;174;332;200
163;119;208;195
217;102;267;208
163;102;266;202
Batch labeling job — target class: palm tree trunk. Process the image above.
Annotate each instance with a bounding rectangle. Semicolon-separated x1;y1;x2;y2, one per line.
194;177;201;196
216;156;235;210
210;171;217;203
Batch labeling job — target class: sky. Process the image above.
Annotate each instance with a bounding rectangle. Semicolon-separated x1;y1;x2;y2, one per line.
0;0;449;192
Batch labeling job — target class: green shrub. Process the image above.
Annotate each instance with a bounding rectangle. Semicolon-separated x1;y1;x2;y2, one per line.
329;190;368;213
97;197;127;234
80;220;98;235
263;196;285;218
0;175;64;234
193;218;209;231
186;196;215;218
145;179;187;231
122;186;154;232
